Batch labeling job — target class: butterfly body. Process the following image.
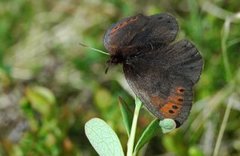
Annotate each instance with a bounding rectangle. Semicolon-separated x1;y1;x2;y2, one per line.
104;13;203;127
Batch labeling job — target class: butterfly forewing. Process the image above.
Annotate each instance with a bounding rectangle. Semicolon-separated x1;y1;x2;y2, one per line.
104;14;149;56
128;13;179;49
104;13;179;57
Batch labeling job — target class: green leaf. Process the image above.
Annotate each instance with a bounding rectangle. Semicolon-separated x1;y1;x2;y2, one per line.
118;96;133;136
133;119;160;154
85;118;124;156
25;86;56;115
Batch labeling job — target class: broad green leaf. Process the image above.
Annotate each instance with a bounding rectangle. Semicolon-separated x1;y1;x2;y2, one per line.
134;119;160;154
118;96;133;136
25;86;56;115
85;118;124;156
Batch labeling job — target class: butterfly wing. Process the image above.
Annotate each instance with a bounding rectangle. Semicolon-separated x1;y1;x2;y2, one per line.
123;40;203;127
131;13;179;46
104;13;178;56
104;14;149;55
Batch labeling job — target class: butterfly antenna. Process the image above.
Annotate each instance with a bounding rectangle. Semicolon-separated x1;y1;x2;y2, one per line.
79;42;109;56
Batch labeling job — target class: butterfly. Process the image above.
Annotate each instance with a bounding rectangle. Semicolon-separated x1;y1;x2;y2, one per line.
104;13;203;127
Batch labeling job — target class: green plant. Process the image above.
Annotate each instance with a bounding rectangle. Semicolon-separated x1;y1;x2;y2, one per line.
85;96;176;156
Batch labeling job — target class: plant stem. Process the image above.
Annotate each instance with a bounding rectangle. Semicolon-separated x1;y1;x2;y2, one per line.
127;97;142;156
221;20;232;82
213;96;233;156
221;13;240;82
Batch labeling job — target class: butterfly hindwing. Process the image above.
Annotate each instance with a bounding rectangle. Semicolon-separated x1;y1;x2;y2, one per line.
123;40;202;126
165;40;203;84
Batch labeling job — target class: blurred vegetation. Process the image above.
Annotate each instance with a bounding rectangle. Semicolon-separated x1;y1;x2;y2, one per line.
0;0;240;156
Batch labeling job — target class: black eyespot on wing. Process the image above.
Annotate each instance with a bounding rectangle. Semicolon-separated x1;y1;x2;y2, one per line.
178;98;183;102
172;105;178;109
169;110;174;114
179;88;185;92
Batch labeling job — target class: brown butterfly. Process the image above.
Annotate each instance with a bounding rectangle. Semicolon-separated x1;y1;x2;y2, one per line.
104;13;203;127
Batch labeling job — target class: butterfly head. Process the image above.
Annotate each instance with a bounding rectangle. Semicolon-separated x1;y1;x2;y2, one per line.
105;54;125;74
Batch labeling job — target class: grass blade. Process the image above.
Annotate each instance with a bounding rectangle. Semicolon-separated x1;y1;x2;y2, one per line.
133;119;160;155
118;96;133;136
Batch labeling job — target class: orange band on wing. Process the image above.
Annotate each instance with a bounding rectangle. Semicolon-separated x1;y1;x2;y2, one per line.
154;86;186;118
160;102;183;118
150;96;165;107
110;17;138;35
168;95;184;104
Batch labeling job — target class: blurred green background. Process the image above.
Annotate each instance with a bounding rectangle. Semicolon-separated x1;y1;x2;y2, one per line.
0;0;240;155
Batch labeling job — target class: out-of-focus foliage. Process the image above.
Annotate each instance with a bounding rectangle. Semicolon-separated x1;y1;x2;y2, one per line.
0;0;239;155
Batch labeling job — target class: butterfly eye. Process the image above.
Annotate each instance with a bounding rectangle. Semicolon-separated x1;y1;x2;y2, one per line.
158;16;163;20
167;20;171;23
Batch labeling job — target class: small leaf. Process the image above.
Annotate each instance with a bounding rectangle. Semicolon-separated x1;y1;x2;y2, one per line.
118;96;133;136
85;118;124;156
25;86;56;115
134;119;160;154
